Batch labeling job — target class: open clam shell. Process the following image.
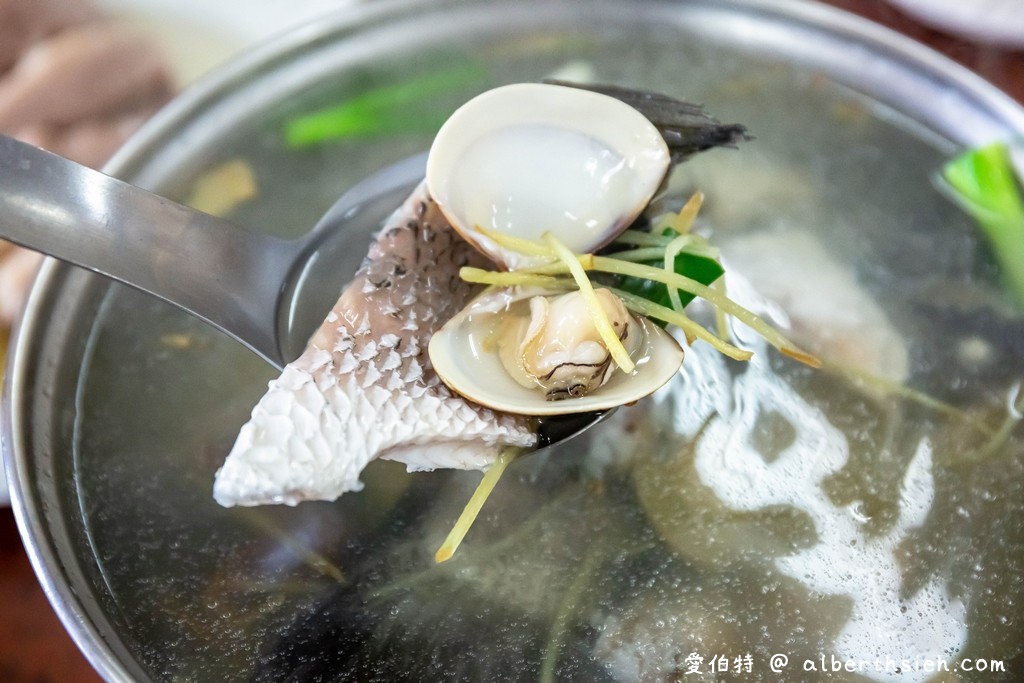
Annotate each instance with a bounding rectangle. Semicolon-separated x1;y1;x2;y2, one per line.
428;288;685;416
425;82;671;270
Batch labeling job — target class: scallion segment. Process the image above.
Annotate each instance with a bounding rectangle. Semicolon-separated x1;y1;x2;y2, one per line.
455;192;820;368
941;142;1024;307
284;63;488;148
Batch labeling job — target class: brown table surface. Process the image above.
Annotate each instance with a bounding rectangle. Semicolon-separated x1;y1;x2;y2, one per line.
1;2;1021;682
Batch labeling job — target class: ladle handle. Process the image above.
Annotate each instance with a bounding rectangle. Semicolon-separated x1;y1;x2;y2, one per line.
0;135;290;363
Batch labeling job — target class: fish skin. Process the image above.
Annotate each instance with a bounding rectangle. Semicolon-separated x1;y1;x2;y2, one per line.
214;182;538;507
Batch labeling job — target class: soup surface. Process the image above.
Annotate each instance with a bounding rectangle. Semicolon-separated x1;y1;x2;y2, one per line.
59;17;1024;683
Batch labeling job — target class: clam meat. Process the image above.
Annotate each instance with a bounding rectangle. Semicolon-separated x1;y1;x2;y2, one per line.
429;286;685;415
498;289;641;400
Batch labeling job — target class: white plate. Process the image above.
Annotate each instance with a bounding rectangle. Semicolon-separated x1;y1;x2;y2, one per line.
887;0;1024;47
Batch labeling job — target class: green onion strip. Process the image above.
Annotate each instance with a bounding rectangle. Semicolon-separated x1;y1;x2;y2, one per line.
614;230;673;247
459;268;570;290
609;287;752;361
603;246;668;263
664;234;697;314
466;203;820;368
592;256;819;367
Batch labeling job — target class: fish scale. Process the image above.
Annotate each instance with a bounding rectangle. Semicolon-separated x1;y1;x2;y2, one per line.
214;182;537;507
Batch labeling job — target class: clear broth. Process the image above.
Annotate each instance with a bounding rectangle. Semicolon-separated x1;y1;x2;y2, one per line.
66;21;1024;683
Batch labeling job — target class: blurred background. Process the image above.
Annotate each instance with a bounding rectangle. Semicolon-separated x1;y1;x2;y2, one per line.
0;0;1021;680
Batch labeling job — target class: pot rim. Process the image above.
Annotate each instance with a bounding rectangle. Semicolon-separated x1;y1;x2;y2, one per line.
4;0;1024;679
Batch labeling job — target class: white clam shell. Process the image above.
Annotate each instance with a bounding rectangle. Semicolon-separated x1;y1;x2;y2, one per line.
426;82;671;270
428;289;685;415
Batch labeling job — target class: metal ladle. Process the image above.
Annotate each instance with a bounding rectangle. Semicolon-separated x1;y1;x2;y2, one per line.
0;134;426;368
0;134;609;444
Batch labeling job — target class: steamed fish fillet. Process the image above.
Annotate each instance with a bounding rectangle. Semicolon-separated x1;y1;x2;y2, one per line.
214;183;538;507
722;227;909;383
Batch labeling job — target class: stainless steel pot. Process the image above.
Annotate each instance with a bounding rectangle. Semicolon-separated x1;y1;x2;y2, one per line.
5;0;1024;680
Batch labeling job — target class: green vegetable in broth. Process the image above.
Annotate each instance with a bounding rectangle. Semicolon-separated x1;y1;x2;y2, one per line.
615;243;724;318
283;63;488;147
941;142;1024;306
